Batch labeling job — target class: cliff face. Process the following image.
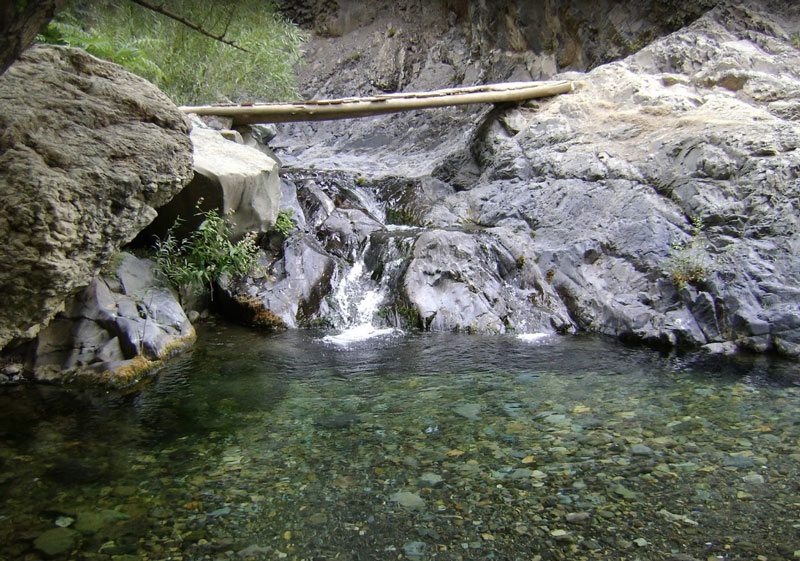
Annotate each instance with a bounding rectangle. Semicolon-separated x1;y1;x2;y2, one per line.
277;0;721;174
0;45;194;350
260;0;800;356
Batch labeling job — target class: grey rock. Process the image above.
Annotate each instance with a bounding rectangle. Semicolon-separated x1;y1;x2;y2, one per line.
630;444;655;456
390;491;426;510
34;527;81;557
723;454;756;469
565;512;591;523
419;472;444;488
544;414;569;425
280;1;713;176
700;341;739;355
403;541;427;558
0;45;192;350
74;509;130;535
135;127;280;244
319;207;384;261
238;544;272;557
611;484;639;500
219;236;335;329
402;229;572;334
742;472;765;485
31;253;194;386
246;2;800;356
454;403;482;421
509;468;534;480
250;123;278;144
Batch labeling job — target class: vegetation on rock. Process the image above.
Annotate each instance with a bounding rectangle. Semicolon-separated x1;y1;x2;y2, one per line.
271;209;296;240
667;217;713;289
36;0;306;104
155;209;259;294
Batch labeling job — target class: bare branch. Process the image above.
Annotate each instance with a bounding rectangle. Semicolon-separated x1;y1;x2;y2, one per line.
128;0;250;53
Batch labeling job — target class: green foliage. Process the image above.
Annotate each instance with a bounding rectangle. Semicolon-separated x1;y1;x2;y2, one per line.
37;0;306;105
155;209;259;293
271;209;295;239
667;216;713;289
38;17;165;82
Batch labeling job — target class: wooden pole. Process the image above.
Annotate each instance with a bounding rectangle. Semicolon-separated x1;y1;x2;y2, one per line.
180;80;575;125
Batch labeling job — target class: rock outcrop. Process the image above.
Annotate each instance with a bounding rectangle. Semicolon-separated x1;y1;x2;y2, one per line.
32;253;195;388
0;45;193;350
253;0;800;357
440;1;800;354
135;125;281;244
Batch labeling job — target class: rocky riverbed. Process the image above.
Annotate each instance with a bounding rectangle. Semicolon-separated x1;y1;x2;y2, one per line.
1;324;798;560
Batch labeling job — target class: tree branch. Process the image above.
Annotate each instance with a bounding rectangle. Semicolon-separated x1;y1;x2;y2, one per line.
128;0;250;53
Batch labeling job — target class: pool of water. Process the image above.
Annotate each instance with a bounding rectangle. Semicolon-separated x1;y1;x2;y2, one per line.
1;323;799;560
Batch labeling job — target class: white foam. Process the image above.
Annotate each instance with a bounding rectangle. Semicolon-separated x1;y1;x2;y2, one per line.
517;332;552;343
321;324;400;346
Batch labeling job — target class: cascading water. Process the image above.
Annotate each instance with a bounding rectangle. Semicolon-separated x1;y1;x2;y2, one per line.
321;250;399;346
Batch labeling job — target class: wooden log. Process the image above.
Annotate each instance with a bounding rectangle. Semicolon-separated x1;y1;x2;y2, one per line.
180;80;575;125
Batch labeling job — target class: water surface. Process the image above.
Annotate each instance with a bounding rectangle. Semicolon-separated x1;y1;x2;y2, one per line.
1;323;798;560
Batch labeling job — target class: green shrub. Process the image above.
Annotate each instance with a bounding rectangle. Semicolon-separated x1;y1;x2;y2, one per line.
155;209;259;294
271;209;295;239
667;217;713;289
38;17;165;81
38;0;306;105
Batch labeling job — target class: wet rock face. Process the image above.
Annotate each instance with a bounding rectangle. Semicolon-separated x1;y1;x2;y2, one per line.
403;229;572;333
225;170;575;335
0;45;193;350
270;1;800;356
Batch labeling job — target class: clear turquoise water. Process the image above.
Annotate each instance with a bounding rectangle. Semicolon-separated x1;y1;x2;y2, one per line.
1;323;798;560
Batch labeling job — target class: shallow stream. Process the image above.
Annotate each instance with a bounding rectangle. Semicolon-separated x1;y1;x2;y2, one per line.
1;323;799;560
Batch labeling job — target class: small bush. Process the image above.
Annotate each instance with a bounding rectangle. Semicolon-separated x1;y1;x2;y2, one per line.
667;217;714;289
271;209;295;239
155;209;259;294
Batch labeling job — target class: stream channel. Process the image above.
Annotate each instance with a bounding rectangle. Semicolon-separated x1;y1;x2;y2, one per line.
1;323;799;560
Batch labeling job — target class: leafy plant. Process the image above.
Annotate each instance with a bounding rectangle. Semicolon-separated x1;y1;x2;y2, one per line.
667;216;714;289
271;209;295;239
155;209;259;294
37;17;165;82
37;0;307;105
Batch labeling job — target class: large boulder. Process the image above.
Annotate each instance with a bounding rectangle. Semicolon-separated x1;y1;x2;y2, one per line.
135;126;281;244
402;229;573;334
32;253;195;388
0;44;193;350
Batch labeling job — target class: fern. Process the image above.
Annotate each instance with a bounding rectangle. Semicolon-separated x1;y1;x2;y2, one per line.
37;1;307;105
155;210;259;294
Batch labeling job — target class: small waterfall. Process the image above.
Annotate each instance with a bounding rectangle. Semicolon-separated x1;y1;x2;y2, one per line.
321;243;400;346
